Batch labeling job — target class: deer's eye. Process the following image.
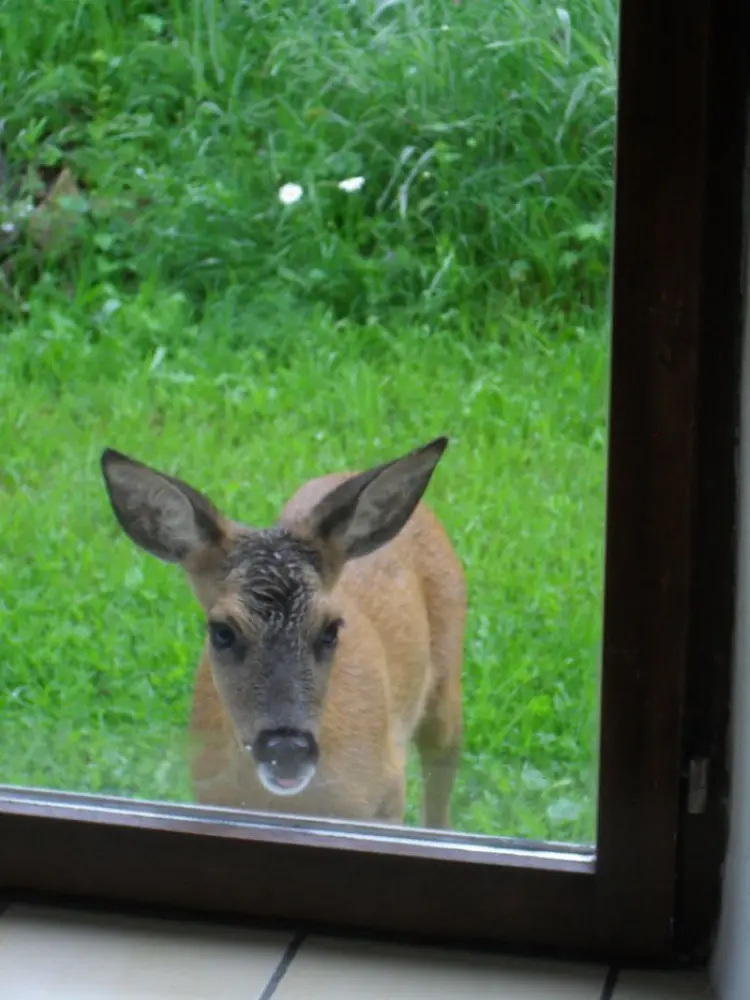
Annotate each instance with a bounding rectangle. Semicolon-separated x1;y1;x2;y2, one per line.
316;618;343;657
208;621;237;651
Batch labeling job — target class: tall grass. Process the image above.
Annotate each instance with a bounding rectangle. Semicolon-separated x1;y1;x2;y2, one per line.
1;0;616;330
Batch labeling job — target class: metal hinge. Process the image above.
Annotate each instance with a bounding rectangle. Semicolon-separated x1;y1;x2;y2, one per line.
687;757;710;814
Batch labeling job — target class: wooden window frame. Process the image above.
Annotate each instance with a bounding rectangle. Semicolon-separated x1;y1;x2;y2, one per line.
1;0;747;965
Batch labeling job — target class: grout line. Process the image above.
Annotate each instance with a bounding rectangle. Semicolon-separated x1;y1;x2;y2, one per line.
257;931;306;1000
600;966;619;1000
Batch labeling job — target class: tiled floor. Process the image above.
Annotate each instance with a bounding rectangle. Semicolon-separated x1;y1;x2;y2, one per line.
0;903;713;999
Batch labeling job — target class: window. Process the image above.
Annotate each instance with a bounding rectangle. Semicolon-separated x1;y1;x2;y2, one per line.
0;0;744;964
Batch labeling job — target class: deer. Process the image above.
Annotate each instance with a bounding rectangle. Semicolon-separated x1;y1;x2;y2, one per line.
100;437;466;829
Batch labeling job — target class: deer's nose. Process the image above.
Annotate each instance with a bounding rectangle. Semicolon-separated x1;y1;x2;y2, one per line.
251;728;319;775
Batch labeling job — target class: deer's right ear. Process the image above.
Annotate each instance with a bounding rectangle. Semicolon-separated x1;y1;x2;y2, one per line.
100;449;226;564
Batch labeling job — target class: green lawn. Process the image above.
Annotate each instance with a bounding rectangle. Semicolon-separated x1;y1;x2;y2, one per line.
0;0;616;843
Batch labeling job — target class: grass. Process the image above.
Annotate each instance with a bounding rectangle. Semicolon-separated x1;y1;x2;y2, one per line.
0;0;616;843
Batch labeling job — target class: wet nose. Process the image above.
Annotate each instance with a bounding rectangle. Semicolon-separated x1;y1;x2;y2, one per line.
251;729;319;776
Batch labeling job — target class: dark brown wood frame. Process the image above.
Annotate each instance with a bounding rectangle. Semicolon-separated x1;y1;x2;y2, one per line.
0;0;747;967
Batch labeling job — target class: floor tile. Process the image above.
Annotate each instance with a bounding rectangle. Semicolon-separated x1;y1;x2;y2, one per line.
0;904;291;999
616;969;714;999
274;935;606;999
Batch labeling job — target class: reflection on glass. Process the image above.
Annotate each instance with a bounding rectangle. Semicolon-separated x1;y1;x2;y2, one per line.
0;0;616;846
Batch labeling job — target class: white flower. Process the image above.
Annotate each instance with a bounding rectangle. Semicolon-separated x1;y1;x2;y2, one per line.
278;183;303;205
338;176;365;193
555;8;571;61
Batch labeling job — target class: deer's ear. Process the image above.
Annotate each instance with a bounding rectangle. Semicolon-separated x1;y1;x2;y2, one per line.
100;449;226;563
305;437;448;567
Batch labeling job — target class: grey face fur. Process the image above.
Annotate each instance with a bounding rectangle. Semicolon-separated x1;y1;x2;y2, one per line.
206;529;341;795
100;437;448;797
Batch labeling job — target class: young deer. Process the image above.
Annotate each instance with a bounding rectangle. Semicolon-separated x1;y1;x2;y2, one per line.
100;437;465;829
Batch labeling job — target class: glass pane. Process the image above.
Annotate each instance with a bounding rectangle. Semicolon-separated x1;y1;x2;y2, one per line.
0;0;615;849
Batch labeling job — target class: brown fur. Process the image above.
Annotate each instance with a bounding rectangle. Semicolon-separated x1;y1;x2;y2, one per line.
101;441;466;829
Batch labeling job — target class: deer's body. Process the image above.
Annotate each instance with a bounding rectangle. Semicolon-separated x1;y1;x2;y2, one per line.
102;440;465;828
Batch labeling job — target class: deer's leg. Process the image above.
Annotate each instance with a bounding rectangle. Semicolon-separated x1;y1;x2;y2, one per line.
416;662;463;830
372;746;408;824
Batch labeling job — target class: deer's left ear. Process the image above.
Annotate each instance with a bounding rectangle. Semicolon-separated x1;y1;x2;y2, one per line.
303;437;448;567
